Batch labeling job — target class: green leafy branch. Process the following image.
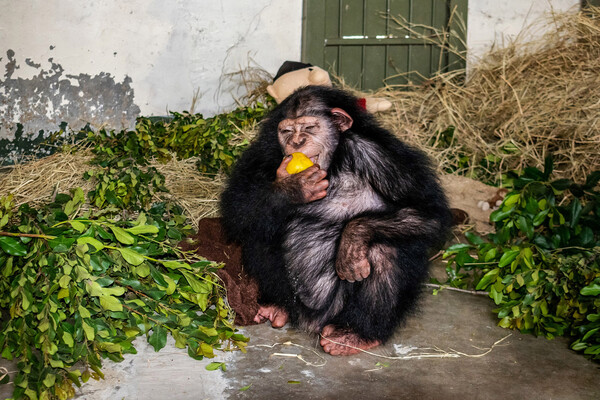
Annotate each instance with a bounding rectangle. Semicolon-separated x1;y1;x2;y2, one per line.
0;190;248;399
440;158;600;361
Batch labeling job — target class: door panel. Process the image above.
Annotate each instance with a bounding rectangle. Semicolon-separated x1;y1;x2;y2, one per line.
302;0;468;90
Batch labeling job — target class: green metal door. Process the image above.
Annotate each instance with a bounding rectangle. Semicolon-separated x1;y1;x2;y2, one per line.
302;0;468;90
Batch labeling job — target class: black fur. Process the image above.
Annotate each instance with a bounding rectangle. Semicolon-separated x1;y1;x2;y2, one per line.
220;86;451;343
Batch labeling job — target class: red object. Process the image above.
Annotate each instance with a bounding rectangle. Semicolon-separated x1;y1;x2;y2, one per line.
357;98;367;110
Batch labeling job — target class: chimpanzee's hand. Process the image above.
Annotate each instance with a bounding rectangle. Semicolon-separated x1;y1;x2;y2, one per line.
336;221;372;282
274;156;328;203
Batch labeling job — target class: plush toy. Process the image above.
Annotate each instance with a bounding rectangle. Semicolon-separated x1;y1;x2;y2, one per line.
267;61;392;114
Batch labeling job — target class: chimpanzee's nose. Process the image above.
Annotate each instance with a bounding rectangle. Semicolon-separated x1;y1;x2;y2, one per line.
291;134;306;148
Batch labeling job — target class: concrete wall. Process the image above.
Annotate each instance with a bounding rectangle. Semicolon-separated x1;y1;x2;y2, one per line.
0;0;303;142
0;0;583;151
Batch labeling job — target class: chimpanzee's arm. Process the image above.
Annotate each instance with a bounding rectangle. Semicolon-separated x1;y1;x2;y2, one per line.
335;132;451;282
220;139;292;244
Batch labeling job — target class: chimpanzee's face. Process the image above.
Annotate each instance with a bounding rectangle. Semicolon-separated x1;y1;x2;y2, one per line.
277;115;339;170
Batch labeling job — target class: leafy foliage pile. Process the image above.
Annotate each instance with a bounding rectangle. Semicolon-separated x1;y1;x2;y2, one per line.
441;159;600;361
86;103;270;175
0;191;247;399
0;104;272;399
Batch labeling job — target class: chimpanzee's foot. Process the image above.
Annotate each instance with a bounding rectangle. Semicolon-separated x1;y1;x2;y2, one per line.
319;325;381;356
253;305;289;328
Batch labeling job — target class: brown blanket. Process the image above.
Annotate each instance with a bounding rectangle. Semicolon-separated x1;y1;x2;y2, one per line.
180;218;259;326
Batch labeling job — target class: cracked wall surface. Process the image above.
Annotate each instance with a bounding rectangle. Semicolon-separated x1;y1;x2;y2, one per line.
0;0;303;159
0;49;140;141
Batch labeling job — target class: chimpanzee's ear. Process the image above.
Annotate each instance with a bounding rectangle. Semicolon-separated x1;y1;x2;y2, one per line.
330;108;353;132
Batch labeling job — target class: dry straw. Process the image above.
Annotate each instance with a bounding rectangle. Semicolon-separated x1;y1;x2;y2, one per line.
0;150;226;229
374;7;600;184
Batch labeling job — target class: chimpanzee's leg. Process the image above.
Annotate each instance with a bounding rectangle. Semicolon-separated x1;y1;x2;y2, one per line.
242;241;295;327
320;243;429;355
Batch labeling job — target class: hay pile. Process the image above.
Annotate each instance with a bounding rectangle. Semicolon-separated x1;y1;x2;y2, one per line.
0;150;225;228
0;150;95;207
377;8;600;183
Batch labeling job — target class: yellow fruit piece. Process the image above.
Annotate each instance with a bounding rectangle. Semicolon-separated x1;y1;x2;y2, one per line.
286;152;314;174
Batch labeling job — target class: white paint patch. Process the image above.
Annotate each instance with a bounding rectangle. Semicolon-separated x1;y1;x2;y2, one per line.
393;343;418;355
258;367;272;373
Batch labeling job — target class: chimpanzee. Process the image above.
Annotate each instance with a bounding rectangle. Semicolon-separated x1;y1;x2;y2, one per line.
220;85;451;355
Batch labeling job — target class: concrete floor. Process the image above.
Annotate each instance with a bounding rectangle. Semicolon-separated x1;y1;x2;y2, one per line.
2;281;599;400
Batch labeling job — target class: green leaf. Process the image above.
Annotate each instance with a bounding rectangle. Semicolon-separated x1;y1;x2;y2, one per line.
100;295;123;312
48;236;76;252
58;274;72;288
135;263;151;277
86;280;104;297
465;232;485;246
490;207;515;222
532;209;550;226
70;220;86;233
205;362;225;371
198;326;218;337
445;243;472;253
150;266;168;287
550;178;572;191
570;198;582;227
148;325;167;352
581;283;600;296
476;268;499;290
543;156;553;179
200;342;215;358
503;192;520;207
103;285;126;296
111;226;135;245
125;225;159;235
42;373;56;388
77;236;105;251
1;346;13;361
239;384;252;391
82;320;95;341
181;270;211;293
162;260;192;270
63;331;74;347
582;328;599;342
490;286;503;305
118;247;146;266
0;236;27;256
498;250;520;268
97;341;123;353
160;273;177;295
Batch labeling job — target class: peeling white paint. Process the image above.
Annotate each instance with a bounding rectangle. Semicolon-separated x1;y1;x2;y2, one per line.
1;0;303;145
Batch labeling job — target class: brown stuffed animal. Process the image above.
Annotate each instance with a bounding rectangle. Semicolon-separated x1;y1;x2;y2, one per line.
267;61;392;113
